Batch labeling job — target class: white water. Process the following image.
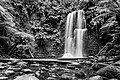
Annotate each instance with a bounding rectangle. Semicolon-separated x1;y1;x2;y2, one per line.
62;10;87;58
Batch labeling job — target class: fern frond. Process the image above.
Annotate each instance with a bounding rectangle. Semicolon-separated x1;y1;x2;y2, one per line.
96;8;110;14
91;12;112;23
97;0;120;9
100;21;118;33
109;8;120;16
107;16;116;21
97;0;111;6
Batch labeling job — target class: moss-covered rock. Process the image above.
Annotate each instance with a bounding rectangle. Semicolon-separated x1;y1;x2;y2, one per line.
96;65;120;79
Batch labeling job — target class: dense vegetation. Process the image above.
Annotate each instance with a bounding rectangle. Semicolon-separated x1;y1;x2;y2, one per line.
0;0;120;59
1;0;120;80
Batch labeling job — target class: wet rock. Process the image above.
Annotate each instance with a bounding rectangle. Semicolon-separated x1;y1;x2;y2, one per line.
41;67;49;71
52;64;58;67
50;68;56;72
113;60;120;66
35;71;45;80
17;61;28;68
98;56;106;61
7;62;11;65
96;65;120;79
22;69;33;74
47;77;56;80
30;64;40;67
51;73;57;78
85;61;92;64
35;71;40;77
109;79;118;80
74;71;86;79
0;73;3;77
17;61;28;65
70;62;81;68
0;76;8;80
7;67;21;72
89;75;103;80
63;69;70;71
30;64;40;70
8;59;21;65
0;66;7;70
71;62;79;65
4;70;15;76
72;77;78;80
60;73;72;80
0;63;5;66
67;65;75;69
92;63;108;71
14;74;39;80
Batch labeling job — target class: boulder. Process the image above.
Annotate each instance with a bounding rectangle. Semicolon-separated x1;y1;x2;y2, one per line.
113;60;120;66
0;66;7;70
0;76;8;80
67;65;75;69
4;70;15;76
74;71;86;79
30;64;40;67
109;79;118;80
17;61;28;68
47;77;56;80
35;71;40;77
17;61;28;65
0;62;5;66
60;73;72;80
92;63;108;71
8;59;21;65
22;69;33;74
96;65;120;79
14;74;39;80
89;75;103;80
7;67;21;72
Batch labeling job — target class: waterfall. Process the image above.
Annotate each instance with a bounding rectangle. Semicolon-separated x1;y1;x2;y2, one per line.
62;10;87;58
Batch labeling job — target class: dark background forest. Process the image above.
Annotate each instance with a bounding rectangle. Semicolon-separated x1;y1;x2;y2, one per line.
0;0;120;59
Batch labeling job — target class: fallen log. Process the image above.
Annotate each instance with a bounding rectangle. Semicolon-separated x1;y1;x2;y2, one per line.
0;55;119;64
0;58;72;64
58;56;94;60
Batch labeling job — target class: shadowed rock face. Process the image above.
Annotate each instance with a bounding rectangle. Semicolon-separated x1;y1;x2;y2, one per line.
62;10;88;58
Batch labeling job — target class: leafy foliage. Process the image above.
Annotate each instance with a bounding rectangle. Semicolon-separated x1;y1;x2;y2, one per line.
0;0;92;58
1;0;120;58
85;0;120;57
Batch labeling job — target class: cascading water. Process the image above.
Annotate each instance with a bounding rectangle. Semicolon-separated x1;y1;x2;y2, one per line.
62;10;87;58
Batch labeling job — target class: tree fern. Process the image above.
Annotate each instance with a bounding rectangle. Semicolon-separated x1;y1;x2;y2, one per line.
86;0;120;56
